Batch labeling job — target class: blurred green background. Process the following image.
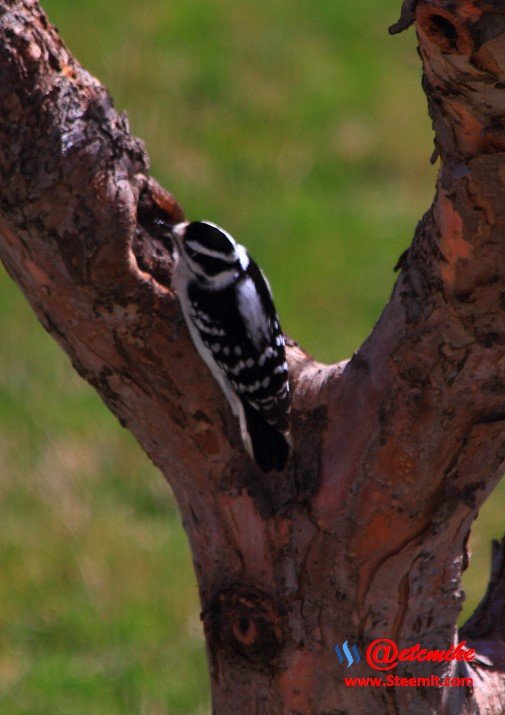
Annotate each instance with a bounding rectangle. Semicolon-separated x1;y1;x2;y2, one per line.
0;0;503;712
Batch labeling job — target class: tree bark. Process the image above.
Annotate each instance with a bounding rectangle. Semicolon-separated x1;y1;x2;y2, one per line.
1;0;504;712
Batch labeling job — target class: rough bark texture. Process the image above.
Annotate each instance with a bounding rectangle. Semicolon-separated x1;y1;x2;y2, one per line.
0;0;504;712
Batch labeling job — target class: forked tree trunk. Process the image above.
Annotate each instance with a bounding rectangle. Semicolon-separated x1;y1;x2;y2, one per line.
1;0;504;712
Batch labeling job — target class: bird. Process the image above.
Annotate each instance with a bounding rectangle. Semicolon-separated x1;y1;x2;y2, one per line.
169;220;291;472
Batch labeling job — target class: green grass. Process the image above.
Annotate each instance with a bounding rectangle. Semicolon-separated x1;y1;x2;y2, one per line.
0;0;503;711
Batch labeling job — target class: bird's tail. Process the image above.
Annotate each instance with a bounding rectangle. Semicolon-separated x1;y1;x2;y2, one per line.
240;401;291;472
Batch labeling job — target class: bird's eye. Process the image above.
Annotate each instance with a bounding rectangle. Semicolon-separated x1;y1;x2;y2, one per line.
186;247;199;259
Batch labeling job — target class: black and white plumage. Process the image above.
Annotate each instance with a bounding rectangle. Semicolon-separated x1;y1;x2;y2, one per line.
170;220;291;472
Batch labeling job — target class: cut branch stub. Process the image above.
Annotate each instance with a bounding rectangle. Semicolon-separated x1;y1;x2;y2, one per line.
462;537;505;643
415;0;505;158
389;0;419;35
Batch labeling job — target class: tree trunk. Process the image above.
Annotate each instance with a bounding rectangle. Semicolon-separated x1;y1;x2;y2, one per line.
0;0;504;712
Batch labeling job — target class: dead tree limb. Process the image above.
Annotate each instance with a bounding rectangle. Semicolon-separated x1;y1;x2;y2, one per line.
0;0;504;712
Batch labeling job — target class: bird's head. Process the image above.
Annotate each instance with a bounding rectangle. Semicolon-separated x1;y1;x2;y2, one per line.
171;221;249;288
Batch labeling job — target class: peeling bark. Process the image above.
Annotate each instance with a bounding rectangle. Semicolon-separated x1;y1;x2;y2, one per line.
0;0;504;712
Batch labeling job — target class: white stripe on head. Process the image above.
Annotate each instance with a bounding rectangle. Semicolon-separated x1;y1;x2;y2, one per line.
200;222;250;272
182;220;240;264
185;240;237;263
173;220;249;284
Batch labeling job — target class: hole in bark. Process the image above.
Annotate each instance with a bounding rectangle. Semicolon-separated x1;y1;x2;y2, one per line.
416;5;473;55
429;14;459;48
137;183;177;247
133;182;181;288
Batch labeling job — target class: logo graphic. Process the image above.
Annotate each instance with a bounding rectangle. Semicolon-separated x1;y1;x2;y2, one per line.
365;639;475;672
334;641;361;668
334;639;475;672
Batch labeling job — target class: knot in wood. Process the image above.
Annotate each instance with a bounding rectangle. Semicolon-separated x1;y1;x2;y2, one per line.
202;585;284;666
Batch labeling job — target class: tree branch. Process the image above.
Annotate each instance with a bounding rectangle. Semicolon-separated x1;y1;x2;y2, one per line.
1;0;504;712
